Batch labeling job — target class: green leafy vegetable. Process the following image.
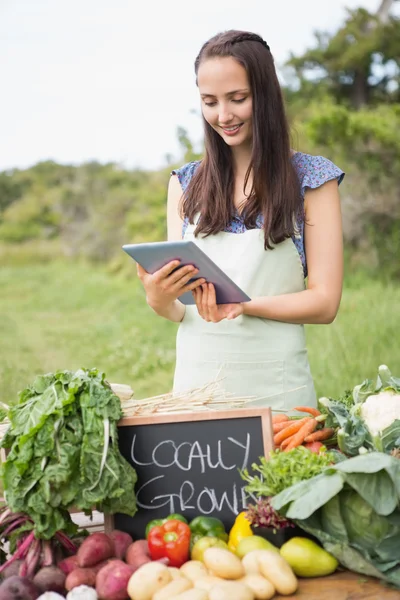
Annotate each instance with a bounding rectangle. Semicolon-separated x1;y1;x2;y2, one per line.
319;365;400;456
0;368;137;539
271;452;400;588
241;446;337;497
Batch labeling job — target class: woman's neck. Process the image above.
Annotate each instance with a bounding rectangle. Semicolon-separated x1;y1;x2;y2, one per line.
231;143;252;177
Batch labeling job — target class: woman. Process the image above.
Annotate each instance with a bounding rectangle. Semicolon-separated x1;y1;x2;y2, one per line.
137;30;344;409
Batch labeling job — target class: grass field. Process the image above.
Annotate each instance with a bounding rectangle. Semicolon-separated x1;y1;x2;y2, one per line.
1;261;399;405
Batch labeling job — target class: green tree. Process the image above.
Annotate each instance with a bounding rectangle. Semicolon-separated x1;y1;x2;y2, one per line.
287;0;400;108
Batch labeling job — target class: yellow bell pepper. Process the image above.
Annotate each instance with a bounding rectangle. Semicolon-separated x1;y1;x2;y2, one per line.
227;511;253;552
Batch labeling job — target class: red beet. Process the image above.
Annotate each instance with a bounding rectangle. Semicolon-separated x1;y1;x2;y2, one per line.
0;575;40;599
33;566;66;594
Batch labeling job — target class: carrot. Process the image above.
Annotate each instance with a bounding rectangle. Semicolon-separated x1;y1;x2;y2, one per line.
273;417;311;447
272;414;289;424
293;406;321;417
273;421;293;434
304;428;336;442
284;419;318;451
280;437;293;450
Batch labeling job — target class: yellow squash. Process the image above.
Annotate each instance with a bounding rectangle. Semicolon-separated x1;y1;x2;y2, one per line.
227;512;253;552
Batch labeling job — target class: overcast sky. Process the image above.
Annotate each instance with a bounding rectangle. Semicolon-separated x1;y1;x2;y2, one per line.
0;0;392;171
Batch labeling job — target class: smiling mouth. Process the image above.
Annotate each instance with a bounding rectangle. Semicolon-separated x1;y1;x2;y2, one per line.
220;123;243;135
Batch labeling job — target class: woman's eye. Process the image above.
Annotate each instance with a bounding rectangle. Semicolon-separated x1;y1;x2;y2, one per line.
204;101;217;107
233;98;246;103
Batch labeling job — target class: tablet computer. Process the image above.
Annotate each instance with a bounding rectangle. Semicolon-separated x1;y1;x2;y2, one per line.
122;240;251;305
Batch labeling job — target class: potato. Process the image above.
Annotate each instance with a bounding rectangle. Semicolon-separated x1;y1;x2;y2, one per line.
152;578;193;600
257;550;298;595
180;561;209;582
241;551;264;575
239;575;275;600
96;559;135;600
127;561;171;600
194;576;224;592
167;567;184;580
77;533;114;568
125;540;151;570
65;567;97;591
203;548;244;580
108;530;133;560
174;590;209;600
58;555;80;576
209;580;254;600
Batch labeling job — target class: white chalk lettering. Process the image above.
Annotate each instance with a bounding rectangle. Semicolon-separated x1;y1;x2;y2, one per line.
151;440;176;468
228;434;251;470
130;434;152;466
187;441;207;473
136;475;171;509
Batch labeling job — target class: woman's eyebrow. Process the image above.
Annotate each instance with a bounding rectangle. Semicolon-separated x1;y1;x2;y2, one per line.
200;89;249;98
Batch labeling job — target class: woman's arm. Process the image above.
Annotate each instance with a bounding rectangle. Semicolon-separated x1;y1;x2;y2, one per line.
144;175;187;323
242;179;343;324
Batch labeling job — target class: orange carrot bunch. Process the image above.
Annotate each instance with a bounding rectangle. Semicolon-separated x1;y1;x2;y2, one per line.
272;406;336;452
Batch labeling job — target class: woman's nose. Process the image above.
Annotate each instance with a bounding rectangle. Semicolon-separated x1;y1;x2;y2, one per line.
218;105;233;124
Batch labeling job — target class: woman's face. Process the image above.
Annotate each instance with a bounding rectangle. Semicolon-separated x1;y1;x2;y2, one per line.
197;56;253;149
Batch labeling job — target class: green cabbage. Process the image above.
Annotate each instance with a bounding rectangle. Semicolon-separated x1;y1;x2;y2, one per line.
272;452;400;588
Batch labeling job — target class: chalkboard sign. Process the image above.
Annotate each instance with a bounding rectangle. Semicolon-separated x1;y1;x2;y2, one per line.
106;408;273;539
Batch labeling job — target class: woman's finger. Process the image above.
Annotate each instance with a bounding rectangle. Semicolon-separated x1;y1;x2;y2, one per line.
136;263;147;279
193;287;204;317
185;278;206;293
201;283;212;321
169;264;196;285
153;260;181;282
206;283;219;322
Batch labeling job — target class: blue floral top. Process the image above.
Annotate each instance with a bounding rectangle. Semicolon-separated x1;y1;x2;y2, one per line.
172;152;345;278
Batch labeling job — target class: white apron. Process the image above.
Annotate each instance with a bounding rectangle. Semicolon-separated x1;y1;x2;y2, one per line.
173;216;317;409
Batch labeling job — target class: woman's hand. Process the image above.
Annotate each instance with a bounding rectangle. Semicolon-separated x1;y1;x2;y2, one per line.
192;283;244;323
137;261;205;313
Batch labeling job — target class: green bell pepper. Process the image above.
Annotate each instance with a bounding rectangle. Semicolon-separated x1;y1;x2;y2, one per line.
145;514;188;539
189;516;228;549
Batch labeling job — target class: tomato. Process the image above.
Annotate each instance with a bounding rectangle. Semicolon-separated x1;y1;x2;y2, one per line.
304;441;324;454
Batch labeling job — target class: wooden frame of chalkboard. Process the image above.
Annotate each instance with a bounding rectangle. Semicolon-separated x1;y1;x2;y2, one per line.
104;407;273;539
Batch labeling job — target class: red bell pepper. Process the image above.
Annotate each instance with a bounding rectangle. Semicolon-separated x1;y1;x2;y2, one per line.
147;519;191;567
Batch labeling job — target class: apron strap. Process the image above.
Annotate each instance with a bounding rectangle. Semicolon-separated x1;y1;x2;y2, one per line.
185;212;201;235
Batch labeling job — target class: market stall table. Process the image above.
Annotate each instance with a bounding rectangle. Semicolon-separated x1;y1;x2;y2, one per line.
275;570;400;599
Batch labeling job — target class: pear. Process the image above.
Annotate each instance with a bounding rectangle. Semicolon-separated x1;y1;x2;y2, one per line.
236;535;278;558
280;537;338;577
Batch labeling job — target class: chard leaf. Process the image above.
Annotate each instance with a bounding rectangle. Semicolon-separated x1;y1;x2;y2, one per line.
2;368;137;539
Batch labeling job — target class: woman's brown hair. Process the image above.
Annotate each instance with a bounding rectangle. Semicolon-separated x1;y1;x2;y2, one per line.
181;30;302;250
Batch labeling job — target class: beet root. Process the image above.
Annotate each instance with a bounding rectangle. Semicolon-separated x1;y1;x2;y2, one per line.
96;559;134;600
77;533;114;568
107;530;133;560
0;559;24;580
0;575;40;599
33;566;66;595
